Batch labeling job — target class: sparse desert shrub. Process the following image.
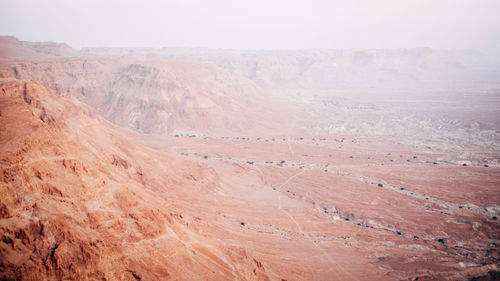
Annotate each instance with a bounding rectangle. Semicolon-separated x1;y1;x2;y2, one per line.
377;183;383;187
437;238;445;244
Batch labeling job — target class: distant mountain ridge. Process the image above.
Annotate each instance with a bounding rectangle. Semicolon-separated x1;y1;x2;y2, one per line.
0;36;80;60
80;45;500;94
2;36;500;94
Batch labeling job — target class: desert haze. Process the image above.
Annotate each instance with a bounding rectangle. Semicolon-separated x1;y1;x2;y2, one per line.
0;34;499;281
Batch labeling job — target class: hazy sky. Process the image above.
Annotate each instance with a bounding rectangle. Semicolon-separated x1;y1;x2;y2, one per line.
1;0;500;58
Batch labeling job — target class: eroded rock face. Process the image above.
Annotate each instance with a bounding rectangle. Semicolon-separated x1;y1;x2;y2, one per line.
0;80;270;280
0;57;292;136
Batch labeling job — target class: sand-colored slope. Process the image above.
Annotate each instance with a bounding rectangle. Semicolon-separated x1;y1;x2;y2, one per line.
152;133;499;281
